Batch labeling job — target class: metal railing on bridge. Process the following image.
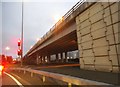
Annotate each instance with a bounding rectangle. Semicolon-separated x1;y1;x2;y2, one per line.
40;0;85;42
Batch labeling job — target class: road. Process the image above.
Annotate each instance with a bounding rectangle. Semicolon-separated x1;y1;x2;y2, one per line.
1;72;23;86
1;70;65;86
2;63;120;86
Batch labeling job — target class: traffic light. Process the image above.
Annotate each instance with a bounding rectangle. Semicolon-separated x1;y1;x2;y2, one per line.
17;49;21;55
18;39;21;46
18;39;21;56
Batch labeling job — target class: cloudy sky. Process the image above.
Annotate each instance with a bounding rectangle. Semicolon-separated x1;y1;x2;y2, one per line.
1;0;79;58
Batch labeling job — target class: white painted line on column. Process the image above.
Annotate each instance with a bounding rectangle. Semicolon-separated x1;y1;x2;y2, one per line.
4;72;24;87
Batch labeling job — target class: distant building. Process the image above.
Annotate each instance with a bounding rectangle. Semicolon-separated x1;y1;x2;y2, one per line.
0;54;13;64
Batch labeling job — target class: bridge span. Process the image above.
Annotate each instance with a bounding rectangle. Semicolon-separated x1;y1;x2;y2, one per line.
24;1;120;73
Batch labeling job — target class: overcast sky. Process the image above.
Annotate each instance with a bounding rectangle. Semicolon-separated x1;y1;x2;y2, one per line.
1;0;79;58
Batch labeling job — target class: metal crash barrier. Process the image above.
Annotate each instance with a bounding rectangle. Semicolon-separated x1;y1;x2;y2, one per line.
8;68;111;86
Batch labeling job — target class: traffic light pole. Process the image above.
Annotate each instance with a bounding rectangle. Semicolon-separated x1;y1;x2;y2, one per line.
21;1;24;67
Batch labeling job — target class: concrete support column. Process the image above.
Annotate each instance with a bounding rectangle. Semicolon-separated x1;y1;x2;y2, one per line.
42;56;45;63
33;55;36;64
39;56;42;63
61;53;63;62
56;54;58;62
40;56;42;64
40;56;42;63
36;54;39;65
38;56;40;64
38;56;41;64
65;52;68;62
43;56;45;63
48;55;51;63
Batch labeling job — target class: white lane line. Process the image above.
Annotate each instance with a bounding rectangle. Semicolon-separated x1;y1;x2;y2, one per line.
4;72;24;87
11;73;31;85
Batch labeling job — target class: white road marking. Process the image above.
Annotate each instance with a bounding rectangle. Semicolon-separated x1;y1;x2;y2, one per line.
11;73;31;85
0;74;2;87
4;72;24;87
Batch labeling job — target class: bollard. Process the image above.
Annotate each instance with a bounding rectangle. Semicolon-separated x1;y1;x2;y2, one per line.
42;76;45;82
68;83;72;87
31;72;33;77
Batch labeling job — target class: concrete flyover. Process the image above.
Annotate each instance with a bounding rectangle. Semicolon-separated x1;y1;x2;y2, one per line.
24;1;120;72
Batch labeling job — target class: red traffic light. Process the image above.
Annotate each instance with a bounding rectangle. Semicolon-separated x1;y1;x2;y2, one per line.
17;49;21;55
18;39;21;46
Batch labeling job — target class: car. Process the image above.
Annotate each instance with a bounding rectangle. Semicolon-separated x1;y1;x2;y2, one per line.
0;64;4;76
0;65;4;72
